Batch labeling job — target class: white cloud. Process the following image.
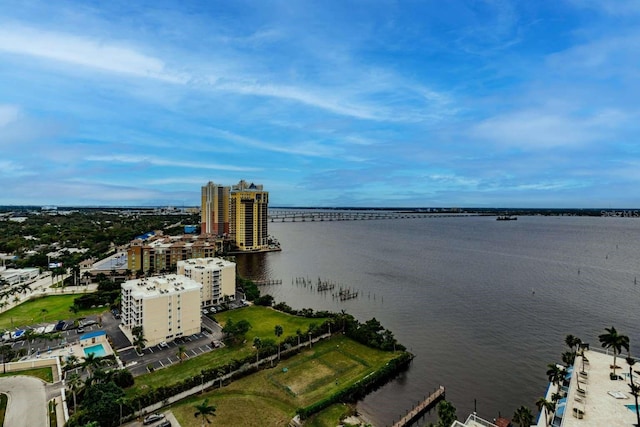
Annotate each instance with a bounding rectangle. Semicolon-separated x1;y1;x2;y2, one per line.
0;24;186;83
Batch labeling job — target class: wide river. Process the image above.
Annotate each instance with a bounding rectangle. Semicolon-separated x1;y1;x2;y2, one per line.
235;215;640;426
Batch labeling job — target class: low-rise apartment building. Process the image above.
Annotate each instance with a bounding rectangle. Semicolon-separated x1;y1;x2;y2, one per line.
120;274;202;346
127;234;224;273
176;257;236;306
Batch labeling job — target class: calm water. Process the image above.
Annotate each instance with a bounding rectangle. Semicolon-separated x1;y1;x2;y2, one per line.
236;215;640;426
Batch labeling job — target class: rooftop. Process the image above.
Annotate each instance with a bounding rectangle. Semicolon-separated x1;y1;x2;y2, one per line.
178;257;235;269
122;274;202;298
546;349;638;427
451;414;499;427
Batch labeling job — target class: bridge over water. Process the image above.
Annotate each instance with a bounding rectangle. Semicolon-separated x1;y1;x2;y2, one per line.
268;209;481;222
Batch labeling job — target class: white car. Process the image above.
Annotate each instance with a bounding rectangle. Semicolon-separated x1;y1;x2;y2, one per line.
159;341;169;349
143;413;165;425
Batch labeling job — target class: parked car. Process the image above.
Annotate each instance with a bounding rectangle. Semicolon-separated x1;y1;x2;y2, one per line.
143;413;165;425
77;327;85;334
158;420;171;427
159;341;169;349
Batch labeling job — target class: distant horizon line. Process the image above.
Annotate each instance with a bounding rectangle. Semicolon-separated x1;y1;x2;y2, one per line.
1;205;639;211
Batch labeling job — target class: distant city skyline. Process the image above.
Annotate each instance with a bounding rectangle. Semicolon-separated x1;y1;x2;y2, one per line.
1;1;639;208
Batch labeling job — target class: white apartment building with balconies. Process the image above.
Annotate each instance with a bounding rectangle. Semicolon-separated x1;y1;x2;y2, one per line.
120;274;202;347
176;257;236;306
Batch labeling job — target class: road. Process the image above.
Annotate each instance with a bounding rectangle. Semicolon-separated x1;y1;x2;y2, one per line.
0;375;47;427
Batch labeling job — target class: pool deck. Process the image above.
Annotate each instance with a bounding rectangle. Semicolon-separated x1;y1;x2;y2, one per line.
549;350;638;427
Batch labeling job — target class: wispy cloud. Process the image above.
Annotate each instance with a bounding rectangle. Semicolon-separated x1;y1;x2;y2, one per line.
85;155;260;172
0;24;187;83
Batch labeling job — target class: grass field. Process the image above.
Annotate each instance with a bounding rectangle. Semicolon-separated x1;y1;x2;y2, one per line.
214;305;328;343
0;295;107;330
305;403;353;427
167;334;399;426
129;306;326;394
0;367;53;382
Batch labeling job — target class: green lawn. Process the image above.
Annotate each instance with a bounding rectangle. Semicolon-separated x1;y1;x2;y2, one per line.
0;367;53;382
306;403;353;427
130;306;326;394
168;334;399;426
214;305;329;343
0;295;107;330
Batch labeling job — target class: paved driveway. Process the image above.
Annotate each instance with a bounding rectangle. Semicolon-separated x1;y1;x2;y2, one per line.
0;375;47;427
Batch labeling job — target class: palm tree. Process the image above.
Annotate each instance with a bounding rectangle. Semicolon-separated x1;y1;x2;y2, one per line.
535;397;555;427
512;405;534;427
132;326;147;353
178;345;187;363
67;372;82;410
629;382;640;427
565;334;582;355
628;356;640;427
65;354;79;370
546;363;567;394
40;308;48;322
296;328;302;347
274;324;283;359
253;337;262;364
194;398;216;426
83;352;102;378
115;396;127;426
599;326;630;376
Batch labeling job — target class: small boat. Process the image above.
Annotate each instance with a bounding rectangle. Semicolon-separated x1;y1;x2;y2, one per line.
496;215;517;221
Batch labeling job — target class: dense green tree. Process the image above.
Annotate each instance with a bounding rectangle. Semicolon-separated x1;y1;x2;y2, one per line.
0;344;15;373
221;319;252;345
435;400;457;427
82;381;125;427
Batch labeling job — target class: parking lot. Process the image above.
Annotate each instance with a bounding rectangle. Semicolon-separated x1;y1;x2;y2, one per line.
119;329;224;376
3;299;235;379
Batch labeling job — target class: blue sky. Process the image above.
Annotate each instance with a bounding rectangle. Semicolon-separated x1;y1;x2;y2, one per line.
1;1;639;208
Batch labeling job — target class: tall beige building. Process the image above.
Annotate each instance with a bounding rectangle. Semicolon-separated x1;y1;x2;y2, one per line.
229;180;269;251
177;257;236;306
201;181;230;236
120;274;202;346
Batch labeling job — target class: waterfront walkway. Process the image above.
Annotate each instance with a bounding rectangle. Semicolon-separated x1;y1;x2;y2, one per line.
391;385;446;427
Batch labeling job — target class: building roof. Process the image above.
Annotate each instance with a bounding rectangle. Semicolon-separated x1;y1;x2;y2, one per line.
122;274;202;298
178;257;235;269
79;330;106;341
544;349;638;427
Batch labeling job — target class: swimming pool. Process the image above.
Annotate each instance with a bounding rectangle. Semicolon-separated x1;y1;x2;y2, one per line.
626;404;639;412
83;343;107;358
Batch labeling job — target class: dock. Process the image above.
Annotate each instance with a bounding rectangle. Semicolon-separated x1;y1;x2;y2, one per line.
391;385;446;427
